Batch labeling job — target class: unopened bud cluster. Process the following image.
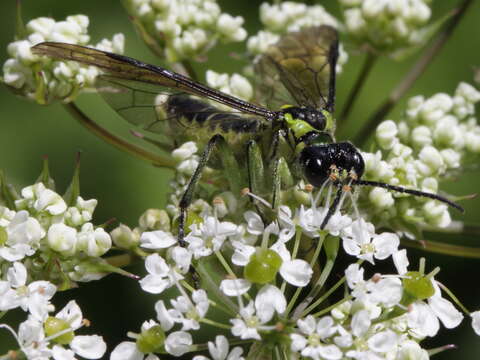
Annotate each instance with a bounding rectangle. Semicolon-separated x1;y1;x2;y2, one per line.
2;15;124;104
362;82;480;228
340;0;432;55
124;0;246;62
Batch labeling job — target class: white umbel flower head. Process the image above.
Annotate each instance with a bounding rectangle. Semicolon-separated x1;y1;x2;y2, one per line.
3;15;124;104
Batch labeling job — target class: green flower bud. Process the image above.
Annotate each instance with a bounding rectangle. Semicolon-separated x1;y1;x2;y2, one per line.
111;224;140;249
401;271;435;306
136;325;165;354
44;317;74;345
244;248;282;284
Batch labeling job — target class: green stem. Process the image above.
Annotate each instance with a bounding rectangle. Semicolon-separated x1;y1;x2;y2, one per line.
437;282;470;314
291;235;339;319
299;275;346;318
337;52;377;136
287;234;325;317
402;237;480;258
215;250;236;278
64;103;176;168
422;221;480;237
195;260;238;315
354;0;473;147
312;296;352;318
200;317;232;330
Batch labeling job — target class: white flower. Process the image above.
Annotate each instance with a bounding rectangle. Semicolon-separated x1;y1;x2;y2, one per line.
77;223;112;256
140;230;177;249
186;216;237;259
56;301;106;358
230;301;274;340
193;335;244;360
16;317;53;359
165;331;192;357
18;183;67;215
396;340;429;360
290;315;342;360
254;285;287;323
0;262;56;321
341;219;399;264
392;253;463;337
168;289;210;331
471;311;480;336
0;210;45;261
139;253;184;294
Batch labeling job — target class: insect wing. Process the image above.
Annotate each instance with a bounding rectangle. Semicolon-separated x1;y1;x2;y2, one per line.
32;42;275;119
95;75;179;137
254;25;339;111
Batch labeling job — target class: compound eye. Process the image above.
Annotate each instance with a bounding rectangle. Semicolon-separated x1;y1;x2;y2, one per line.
299;146;330;187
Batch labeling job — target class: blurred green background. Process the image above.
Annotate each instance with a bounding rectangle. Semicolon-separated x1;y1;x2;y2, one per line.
1;0;479;358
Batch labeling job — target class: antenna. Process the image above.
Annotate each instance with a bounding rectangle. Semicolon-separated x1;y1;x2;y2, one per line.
352;179;464;213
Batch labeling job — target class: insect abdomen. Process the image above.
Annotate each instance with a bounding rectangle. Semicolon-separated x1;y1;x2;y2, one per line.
167;95;265;139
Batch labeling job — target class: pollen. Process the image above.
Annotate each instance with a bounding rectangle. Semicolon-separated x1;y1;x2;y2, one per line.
304;184;314;192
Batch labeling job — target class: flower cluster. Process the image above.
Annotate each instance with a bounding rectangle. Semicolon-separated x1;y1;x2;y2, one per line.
0;169;114;288
2;15;124;104
0;280;106;360
0;172;110;358
340;0;433;56
361;82;480;230
104;139;480;358
123;0;247;62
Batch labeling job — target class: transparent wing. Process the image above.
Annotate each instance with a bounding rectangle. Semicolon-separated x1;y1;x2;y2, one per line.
254;25;339;111
96;76;266;138
32;42;276;120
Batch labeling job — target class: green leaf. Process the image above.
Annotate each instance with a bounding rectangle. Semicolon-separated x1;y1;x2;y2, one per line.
36;156;56;190
63;153;81;206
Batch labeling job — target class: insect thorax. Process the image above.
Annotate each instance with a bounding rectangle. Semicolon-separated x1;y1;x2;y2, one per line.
280;105;334;140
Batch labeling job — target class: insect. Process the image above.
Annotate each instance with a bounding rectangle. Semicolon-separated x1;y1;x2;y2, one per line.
32;25;463;243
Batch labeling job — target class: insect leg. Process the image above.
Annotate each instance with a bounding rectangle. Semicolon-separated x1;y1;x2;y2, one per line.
246;140;266;200
178;134;223;245
320;184;343;229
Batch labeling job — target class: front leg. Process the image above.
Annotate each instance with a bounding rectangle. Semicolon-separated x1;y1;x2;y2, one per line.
178;134;223;246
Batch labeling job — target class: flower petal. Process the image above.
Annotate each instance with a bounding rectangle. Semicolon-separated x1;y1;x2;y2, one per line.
219;279;251;296
279;259;312;287
70;335;106;359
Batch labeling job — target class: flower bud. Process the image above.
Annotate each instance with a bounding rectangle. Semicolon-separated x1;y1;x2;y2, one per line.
368;188;394;209
47;223;77;256
44;317;74;345
111;224;140;249
139;209;171;232
376;120;398;150
411;126;432;148
423;200;451;227
136;325;165;354
418;146;444;175
77;223;112;257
